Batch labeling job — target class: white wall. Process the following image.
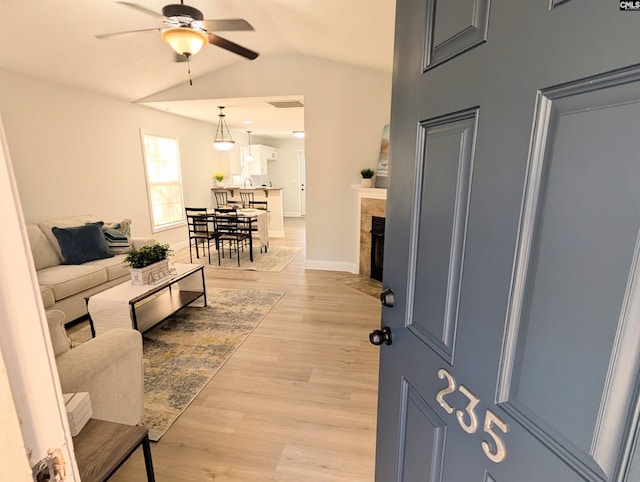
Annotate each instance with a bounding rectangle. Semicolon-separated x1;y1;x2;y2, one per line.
141;55;392;271
1;54;391;271
0;69;219;248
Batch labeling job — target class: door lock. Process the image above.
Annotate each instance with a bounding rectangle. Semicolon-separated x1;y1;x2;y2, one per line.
380;287;395;307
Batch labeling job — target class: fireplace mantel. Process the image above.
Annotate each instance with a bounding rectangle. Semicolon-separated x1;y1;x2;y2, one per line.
350;185;387;200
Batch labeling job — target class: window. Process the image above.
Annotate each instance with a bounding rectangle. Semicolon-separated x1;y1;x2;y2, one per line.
140;132;185;232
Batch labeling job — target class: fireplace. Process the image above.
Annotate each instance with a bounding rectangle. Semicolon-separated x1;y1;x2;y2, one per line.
370;216;385;281
353;184;386;278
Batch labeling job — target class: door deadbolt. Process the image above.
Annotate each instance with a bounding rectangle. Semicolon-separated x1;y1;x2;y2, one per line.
380;288;395;307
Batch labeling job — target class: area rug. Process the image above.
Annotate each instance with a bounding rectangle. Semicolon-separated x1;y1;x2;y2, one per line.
70;287;284;441
174;245;303;272
337;275;382;300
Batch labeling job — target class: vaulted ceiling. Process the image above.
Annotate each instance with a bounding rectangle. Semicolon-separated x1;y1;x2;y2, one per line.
0;0;396;138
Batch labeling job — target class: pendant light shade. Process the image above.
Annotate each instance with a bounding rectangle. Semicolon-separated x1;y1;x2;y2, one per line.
161;27;208;57
213;106;235;151
246;131;254;161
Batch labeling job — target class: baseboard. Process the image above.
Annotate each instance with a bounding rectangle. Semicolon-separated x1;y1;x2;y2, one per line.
305;259;358;273
171;240;189;250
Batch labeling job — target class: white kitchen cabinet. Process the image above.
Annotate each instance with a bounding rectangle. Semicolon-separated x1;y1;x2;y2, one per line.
246;144;278;175
250;144;279;163
247;154;267;175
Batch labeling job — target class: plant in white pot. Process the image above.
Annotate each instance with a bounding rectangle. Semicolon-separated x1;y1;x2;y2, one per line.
360;168;375;188
123;243;173;285
213;173;226;187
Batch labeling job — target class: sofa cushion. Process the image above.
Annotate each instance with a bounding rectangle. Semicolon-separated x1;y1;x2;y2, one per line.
27;224;61;270
39;215;96;259
101;219;132;254
52;222;114;265
85;254;129;281
46;310;72;357
38;264;108;301
40;285;55;308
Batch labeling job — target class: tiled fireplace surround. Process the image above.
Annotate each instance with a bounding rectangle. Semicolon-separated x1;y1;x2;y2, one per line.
352;186;387;278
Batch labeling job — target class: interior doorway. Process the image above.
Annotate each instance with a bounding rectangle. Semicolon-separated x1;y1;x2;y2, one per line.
298;150;306;216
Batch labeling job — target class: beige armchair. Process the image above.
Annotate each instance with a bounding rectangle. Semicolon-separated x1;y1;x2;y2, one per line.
47;310;144;426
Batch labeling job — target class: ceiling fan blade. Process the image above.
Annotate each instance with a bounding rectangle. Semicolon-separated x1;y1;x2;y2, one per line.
95;27;161;39
208;34;259;60
203;18;255;32
115;1;164;19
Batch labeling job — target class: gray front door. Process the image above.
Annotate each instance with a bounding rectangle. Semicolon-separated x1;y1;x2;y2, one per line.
375;1;640;480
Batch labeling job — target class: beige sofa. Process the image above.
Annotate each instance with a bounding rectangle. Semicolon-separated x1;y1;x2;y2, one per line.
47;310;143;425
27;215;155;323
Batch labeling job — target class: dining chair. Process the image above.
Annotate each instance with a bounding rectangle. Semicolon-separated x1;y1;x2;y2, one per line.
239;191;268;210
213;207;251;266
185;207;218;264
213;190;229;208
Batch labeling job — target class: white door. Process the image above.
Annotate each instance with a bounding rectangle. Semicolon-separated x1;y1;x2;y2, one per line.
298;150;306;216
374;1;640;480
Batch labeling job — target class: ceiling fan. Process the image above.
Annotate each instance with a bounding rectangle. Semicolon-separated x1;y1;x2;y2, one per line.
96;1;259;62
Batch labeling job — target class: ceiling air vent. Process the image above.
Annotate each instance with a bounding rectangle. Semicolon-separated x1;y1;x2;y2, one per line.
267;100;304;108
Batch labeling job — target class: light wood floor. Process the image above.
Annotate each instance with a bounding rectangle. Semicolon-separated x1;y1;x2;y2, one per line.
110;217;381;481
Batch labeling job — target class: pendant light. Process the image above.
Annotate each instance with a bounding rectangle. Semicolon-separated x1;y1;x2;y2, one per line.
213;106;235;151
246;131;254;161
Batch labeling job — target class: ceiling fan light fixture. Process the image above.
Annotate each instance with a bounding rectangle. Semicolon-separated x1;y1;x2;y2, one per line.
161;27;208;57
213;106;236;151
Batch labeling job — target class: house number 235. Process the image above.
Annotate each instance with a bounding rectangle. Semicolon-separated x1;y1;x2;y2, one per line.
436;368;508;463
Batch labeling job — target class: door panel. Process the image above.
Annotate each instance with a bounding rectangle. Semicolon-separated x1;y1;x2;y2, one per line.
425;0;490;69
399;379;446;481
498;67;640;479
410;110;476;363
376;1;640;481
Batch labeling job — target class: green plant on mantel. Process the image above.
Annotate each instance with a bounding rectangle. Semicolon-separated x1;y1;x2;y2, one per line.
360;168;375;179
213;173;226;182
123;243;173;269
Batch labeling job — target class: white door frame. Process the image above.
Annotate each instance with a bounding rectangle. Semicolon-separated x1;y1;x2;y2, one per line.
0;117;79;480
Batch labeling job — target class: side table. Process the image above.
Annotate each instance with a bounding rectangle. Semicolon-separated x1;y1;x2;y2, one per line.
73;418;155;481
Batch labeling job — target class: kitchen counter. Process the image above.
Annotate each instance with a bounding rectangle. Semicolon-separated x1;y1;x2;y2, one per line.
219;186;283;197
210;186;284;237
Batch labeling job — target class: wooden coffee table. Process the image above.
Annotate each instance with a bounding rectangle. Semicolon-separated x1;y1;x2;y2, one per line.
87;263;206;337
73;418;155;481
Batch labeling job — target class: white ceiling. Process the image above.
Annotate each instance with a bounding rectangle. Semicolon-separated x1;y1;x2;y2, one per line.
0;0;396;139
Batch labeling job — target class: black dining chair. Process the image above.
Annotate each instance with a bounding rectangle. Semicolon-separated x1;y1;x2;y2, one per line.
213;207;251;266
239;191;268;210
213;190;229;208
185;207;218;264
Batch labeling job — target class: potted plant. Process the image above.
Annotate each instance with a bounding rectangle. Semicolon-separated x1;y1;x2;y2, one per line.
360;168;375;188
213;173;226;187
123;243;173;285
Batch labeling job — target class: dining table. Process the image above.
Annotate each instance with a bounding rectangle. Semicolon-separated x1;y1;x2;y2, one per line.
208;207;269;262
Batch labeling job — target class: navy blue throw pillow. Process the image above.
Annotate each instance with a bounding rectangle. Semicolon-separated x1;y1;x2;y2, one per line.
52;222;114;265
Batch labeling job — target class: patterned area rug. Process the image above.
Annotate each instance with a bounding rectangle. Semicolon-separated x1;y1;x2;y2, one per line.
174;245;303;272
70;288;284;441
